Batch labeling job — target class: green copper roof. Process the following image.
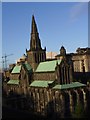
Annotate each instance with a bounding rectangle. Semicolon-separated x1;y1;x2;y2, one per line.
35;60;61;72
11;65;21;74
7;80;19;85
53;82;86;90
22;63;32;73
11;63;32;74
30;80;54;87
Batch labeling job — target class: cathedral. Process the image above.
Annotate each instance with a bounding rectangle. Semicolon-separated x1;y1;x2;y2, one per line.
3;15;90;118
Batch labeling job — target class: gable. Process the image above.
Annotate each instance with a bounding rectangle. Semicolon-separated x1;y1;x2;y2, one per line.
35;60;61;72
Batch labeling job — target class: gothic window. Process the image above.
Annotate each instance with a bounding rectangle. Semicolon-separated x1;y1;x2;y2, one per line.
38;54;39;63
81;60;85;72
41;53;43;61
33;39;35;49
88;59;90;71
64;66;67;84
74;61;80;72
60;65;64;84
35;53;37;63
38;53;40;62
59;67;62;84
40;54;41;62
68;67;70;83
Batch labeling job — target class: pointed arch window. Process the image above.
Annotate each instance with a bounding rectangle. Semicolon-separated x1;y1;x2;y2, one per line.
35;53;37;63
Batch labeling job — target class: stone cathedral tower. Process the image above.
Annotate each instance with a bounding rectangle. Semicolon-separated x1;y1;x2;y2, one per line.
26;15;46;71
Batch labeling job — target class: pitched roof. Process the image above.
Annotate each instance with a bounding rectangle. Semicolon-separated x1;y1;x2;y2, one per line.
53;82;86;90
11;65;21;74
35;60;61;72
22;63;32;73
7;80;19;85
11;63;32;74
30;80;54;87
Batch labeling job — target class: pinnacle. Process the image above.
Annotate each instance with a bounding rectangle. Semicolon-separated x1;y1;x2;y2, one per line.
31;15;38;34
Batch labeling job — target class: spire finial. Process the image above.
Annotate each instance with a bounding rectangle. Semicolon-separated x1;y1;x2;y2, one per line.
31;15;38;33
30;15;42;50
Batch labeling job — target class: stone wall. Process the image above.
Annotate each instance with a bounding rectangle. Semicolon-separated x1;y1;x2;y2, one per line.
33;72;56;81
10;74;20;80
27;87;90;118
3;85;90;118
72;54;90;73
6;84;20;95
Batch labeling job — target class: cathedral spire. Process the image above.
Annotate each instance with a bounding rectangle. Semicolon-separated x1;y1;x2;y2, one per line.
30;15;42;50
31;15;38;34
27;15;46;71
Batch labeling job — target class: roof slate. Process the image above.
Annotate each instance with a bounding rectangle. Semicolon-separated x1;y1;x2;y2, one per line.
30;80;54;87
7;80;19;85
35;60;61;72
53;82;86;90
